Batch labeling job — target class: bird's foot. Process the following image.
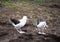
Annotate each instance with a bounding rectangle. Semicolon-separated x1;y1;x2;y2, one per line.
41;32;46;35
38;32;42;34
18;31;26;34
38;32;46;35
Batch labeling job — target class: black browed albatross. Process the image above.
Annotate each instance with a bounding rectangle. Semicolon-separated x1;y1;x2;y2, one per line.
33;18;48;34
9;16;28;33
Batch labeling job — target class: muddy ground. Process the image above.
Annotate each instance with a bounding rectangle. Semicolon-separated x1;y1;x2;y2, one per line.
0;2;60;42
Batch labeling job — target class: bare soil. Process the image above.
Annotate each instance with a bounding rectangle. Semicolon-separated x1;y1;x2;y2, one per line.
0;2;60;42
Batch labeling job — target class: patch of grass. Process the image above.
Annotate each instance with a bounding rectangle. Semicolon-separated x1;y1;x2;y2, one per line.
0;0;43;5
0;1;32;10
0;1;22;8
0;0;46;9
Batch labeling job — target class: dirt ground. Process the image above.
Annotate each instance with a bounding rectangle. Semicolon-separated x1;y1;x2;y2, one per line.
0;2;60;42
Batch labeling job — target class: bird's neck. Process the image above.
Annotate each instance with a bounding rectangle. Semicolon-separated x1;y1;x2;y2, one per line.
21;18;27;22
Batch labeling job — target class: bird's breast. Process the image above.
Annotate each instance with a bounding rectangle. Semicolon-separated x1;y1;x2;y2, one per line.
37;22;46;27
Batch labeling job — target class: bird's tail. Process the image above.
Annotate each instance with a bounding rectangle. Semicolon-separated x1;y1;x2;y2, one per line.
9;18;16;27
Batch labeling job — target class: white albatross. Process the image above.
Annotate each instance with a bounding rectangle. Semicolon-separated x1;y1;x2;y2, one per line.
9;16;28;33
33;18;48;34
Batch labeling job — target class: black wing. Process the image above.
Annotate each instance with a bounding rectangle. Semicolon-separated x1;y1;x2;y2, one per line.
10;18;20;25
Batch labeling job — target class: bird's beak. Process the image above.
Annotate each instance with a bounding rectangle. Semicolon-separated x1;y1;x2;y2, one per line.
45;25;48;28
45;25;48;30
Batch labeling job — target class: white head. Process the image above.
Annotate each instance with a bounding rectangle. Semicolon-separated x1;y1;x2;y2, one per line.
22;16;27;20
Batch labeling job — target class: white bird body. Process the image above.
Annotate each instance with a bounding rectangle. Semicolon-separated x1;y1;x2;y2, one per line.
34;18;48;34
15;17;27;28
9;16;27;33
37;21;46;28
